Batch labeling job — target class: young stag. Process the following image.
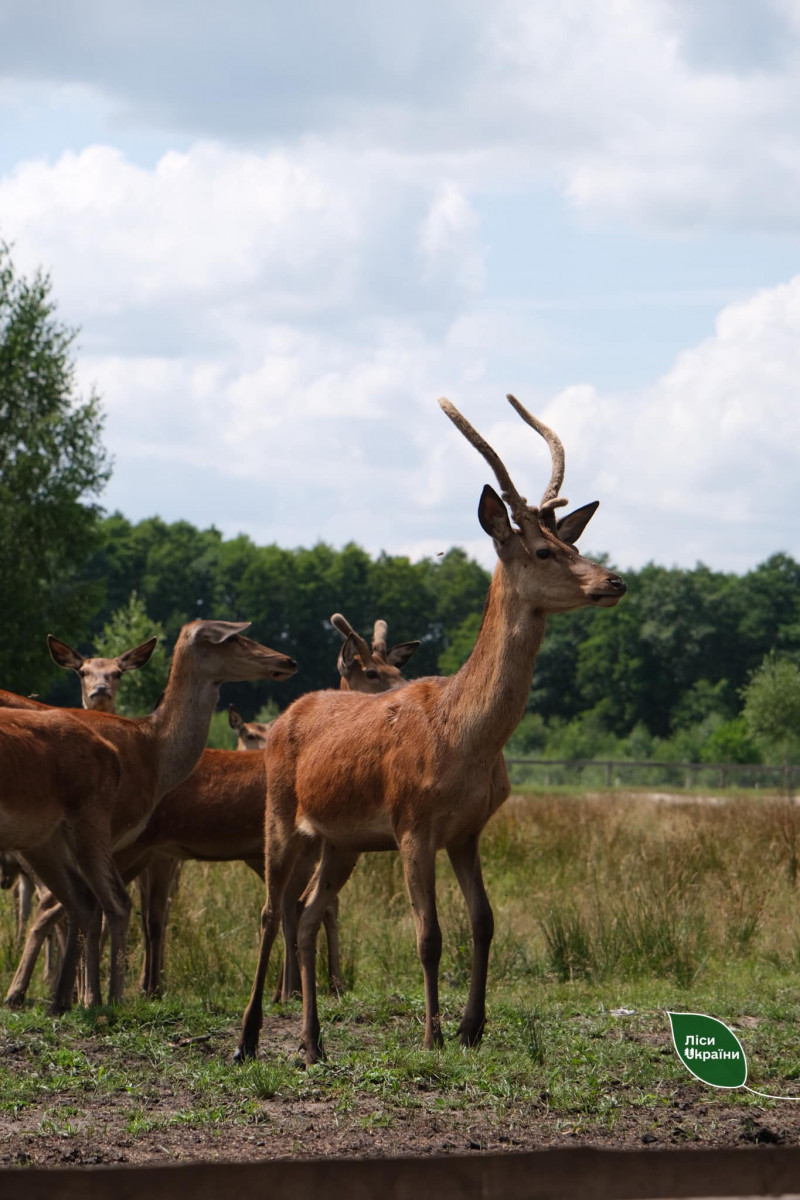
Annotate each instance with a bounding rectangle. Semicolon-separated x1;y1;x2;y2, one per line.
332;613;420;692
4;620;296;1009
236;394;626;1064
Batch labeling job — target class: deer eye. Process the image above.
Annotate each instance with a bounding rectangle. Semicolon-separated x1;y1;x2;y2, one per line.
536;548;552;560
365;669;379;679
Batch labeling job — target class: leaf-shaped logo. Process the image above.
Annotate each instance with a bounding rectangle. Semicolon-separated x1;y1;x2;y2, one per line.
668;1012;747;1089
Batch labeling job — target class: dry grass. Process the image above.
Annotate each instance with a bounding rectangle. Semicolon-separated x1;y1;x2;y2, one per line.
2;789;798;1008
120;789;800;1004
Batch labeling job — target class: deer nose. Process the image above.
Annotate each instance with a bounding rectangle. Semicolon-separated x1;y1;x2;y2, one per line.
606;574;626;594
90;684;112;697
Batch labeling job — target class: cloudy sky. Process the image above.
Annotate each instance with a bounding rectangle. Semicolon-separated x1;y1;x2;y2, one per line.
2;0;800;573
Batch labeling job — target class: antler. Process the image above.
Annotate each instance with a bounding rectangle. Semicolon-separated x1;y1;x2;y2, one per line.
372;620;388;656
505;394;566;511
438;395;569;527
438;398;528;515
330;613;371;662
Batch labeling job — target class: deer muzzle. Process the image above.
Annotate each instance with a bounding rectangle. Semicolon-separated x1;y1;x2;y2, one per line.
588;574;626;606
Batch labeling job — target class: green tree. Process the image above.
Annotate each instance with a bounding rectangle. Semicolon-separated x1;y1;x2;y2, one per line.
742;653;800;769
93;591;169;716
0;243;110;693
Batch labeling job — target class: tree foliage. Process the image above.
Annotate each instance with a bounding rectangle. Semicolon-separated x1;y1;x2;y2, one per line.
742;653;800;762
0;243;110;693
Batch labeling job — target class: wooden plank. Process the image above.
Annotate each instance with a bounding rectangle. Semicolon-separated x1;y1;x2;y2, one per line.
2;1147;800;1200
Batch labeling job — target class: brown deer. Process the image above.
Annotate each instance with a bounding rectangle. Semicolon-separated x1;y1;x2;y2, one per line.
0;705;127;1013
228;704;273;751
126;616;420;1001
0;636;158;958
2;620;296;1010
47;635;158;712
332;613;420;692
236;394;626;1065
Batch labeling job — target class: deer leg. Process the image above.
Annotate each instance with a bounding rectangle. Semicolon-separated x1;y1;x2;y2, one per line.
322;894;342;995
15;871;34;944
137;866;152;995
81;903;104;1006
18;852;95;1015
235;826;303;1062
277;848;317;1002
72;828;133;1005
138;857;179;999
297;843;359;1066
43;920;63;993
400;834;443;1050
5;889;64;1007
447;834;494;1047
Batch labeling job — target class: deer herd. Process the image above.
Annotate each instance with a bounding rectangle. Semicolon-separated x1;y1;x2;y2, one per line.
0;395;625;1065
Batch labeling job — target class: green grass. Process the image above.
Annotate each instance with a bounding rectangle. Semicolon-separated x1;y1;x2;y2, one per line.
3;790;800;1141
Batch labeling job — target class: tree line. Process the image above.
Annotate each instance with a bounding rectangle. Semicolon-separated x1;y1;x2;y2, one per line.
2;241;799;765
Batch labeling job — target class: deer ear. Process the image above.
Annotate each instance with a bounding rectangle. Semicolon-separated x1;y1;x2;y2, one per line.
47;636;84;672
387;640;421;668
556;501;599;546
191;620;251;644
338;634;357;675
228;704;244;732
478;485;514;544
117;637;158;672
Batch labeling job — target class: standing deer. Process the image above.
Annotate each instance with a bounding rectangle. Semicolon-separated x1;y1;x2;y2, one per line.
3;620;296;1010
236;394;626;1065
127;616;420;1001
0;636;158;965
0;706;126;1013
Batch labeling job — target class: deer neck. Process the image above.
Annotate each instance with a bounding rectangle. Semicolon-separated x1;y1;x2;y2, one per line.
445;560;547;760
145;649;220;795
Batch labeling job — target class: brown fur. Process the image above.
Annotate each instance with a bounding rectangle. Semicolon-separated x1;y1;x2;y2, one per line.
237;397;625;1064
129;618;415;1001
0;708;124;1013
4;620;296;1010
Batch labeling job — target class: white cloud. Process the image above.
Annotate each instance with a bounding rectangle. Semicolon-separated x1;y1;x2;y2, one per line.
2;4;800;578
5;1;800;233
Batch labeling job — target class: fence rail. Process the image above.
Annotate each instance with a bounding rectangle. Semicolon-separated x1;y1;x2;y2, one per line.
505;756;799;791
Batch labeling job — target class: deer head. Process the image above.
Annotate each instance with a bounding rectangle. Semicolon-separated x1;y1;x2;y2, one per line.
228;704;273;751
331;613;420;693
47;635;159;712
439;394;626;612
180;620;297;684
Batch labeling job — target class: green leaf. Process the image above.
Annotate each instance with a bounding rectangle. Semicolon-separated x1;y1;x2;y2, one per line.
667;1011;747;1089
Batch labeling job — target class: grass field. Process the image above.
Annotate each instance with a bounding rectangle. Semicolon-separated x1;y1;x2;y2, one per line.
2;790;800;1163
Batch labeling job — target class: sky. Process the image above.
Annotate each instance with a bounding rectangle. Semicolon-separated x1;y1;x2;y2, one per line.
2;0;800;574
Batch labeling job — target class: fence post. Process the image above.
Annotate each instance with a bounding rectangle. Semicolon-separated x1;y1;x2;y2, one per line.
605;761;612;788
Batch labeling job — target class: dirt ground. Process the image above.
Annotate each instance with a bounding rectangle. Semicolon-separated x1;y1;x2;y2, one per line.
0;1013;797;1168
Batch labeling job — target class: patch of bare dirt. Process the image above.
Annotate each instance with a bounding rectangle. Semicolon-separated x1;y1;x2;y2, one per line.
0;1014;798;1167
